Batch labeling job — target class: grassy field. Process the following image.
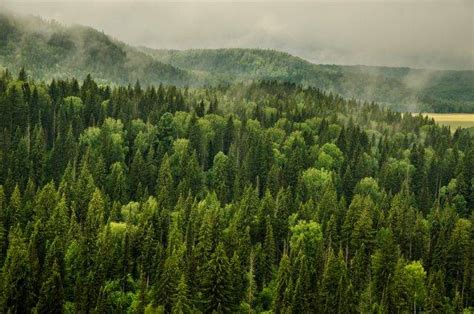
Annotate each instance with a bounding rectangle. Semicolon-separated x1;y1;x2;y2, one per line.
423;113;474;130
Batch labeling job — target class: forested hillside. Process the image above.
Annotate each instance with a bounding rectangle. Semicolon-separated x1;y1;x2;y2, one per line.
1;12;473;113
0;68;473;313
0;13;192;86
145;48;474;113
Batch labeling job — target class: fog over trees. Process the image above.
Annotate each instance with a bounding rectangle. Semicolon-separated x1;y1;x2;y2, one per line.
0;1;473;313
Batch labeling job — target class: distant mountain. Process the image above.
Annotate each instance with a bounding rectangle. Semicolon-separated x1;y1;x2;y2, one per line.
1;12;473;112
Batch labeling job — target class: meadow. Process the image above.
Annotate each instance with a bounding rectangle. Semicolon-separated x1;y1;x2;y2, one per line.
424;113;474;130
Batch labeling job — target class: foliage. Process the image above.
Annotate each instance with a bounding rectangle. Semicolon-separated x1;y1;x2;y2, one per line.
1;13;473;112
0;68;472;313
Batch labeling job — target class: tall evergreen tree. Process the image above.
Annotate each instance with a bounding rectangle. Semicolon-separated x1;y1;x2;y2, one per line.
201;243;234;313
0;227;33;312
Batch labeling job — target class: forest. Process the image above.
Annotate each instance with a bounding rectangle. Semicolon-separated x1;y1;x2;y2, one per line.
0;67;472;313
1;12;474;113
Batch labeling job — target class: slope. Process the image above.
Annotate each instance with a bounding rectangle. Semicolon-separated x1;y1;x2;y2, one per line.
0;12;192;86
1;12;473;112
144;48;474;112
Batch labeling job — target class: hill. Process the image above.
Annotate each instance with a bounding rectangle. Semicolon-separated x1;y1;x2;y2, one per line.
143;48;474;112
0;12;192;85
1;12;473;112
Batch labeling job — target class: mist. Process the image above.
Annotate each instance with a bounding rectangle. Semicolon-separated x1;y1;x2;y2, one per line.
2;0;473;70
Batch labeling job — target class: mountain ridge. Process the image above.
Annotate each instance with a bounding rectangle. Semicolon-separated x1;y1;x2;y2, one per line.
141;47;474;112
1;12;473;112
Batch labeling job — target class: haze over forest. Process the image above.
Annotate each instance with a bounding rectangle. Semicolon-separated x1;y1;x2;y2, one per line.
1;2;473;112
3;0;473;71
0;2;473;313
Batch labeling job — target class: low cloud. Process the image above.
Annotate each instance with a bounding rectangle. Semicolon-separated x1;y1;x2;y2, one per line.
3;0;473;70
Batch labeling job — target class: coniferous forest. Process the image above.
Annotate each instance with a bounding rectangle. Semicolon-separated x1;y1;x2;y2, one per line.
1;12;474;113
0;68;473;313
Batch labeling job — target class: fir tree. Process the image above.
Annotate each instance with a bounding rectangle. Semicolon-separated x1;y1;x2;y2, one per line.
201;243;234;313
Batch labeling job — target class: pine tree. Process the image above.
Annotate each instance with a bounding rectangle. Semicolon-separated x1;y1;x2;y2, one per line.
246;252;257;312
223;115;234;155
371;228;399;307
229;251;245;306
106;162;129;204
273;252;291;313
33;181;59;224
8;184;23;228
30;124;47;185
36;259;64;313
130;149;146;199
156;153;174;210
188;112;203;164
192;100;203;117
85;188;105;236
154;247;182;311
157;112;176;158
351;206;375;256
291;254;311;313
211;152;234;204
0;227;33;312
74;158;96;223
134;272;148;314
12;135;30;189
424;270;446;313
201;243;234;313
172;274;192;314
388;186;416;259
18;67;27;81
320;249;348;313
350;244;370;294
262;218;276;285
9;85;28;131
28;224;44;297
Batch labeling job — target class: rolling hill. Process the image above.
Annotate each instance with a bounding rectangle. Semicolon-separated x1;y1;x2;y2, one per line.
0;12;192;86
1;12;473;112
143;48;474;112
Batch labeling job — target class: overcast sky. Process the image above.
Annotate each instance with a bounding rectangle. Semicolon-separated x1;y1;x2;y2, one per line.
2;0;473;70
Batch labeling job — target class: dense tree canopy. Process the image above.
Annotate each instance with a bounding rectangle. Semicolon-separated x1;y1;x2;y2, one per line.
1;13;474;113
0;68;472;313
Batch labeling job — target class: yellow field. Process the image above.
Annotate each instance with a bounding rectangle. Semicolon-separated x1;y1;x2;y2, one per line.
423;113;474;130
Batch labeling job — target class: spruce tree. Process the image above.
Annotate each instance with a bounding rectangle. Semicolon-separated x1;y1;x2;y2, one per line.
172;274;192;314
201;243;234;313
273;252;291;313
36;259;64;313
0;227;33;312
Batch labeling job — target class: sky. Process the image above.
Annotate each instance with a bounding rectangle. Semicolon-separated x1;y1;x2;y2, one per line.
2;0;473;70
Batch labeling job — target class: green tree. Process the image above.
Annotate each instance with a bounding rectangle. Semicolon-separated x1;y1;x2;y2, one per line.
172;274;192;314
36;259;64;313
0;227;33;312
424;270;446;313
404;260;426;314
273;252;291;313
201;243;234;313
291;254;312;313
289;220;323;270
156;153;174;209
210;152;234;204
154;246;183;311
320;249;348;313
371;228;399;307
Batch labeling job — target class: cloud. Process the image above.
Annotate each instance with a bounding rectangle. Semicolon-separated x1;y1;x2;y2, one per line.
3;0;473;70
